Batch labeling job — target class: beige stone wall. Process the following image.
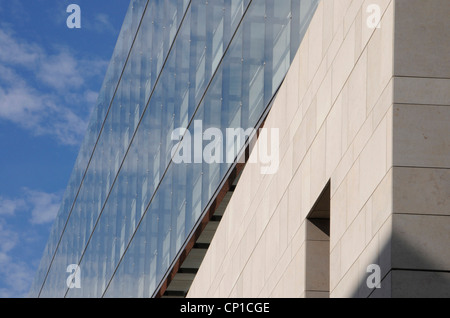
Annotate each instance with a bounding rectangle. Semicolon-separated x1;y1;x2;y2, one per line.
389;0;450;297
187;0;450;298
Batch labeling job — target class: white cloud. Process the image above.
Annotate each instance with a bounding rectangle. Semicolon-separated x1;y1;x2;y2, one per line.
0;222;30;298
52;112;88;146
0;190;61;297
37;50;108;92
0;29;41;66
95;13;116;33
0;190;61;224
0;197;26;217
0;64;25;85
0;260;34;298
0;83;87;145
0;188;62;297
0;246;34;298
0;85;47;126
0;30;107;146
82;13;117;34
0;223;19;252
38;51;85;91
84;90;99;106
26;190;61;225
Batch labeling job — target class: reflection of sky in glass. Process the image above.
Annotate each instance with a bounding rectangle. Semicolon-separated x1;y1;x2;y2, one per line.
30;0;319;298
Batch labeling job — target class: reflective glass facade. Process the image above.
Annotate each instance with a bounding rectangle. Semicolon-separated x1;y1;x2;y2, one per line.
29;0;319;298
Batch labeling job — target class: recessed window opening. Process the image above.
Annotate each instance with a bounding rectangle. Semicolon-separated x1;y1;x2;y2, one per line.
305;182;330;298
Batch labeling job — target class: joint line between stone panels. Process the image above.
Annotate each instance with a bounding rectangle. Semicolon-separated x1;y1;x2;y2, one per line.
393;165;450;171
393;75;450;81
204;82;291;297
392;212;450;218
291;1;324;107
328;79;394;201
359;0;394;65
204;84;290;298
393;102;450;107
103;0;254;298
292;1;395;184
367;268;450;298
390;268;450;274
329;108;392;200
230;79;288;226
366;268;392;298
330;204;394;297
62;0;194;298
38;0;151;298
326;0;394;107
297;0;393;119
255;230;307;298
338;164;393;232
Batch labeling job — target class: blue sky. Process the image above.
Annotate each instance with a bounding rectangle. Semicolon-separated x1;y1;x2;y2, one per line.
0;0;130;297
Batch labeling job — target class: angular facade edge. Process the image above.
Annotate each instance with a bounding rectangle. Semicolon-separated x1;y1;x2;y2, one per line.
188;0;450;298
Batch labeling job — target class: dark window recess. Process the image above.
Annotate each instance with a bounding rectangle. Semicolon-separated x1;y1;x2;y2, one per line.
305;182;330;298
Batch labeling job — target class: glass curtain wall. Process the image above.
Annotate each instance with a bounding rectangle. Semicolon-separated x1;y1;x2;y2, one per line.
29;0;319;298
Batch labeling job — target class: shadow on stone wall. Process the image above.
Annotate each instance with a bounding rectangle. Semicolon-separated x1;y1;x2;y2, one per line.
348;220;450;298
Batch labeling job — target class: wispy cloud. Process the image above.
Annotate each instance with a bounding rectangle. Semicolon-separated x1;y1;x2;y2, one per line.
0;29;107;146
84;90;99;106
44;3;117;36
38;51;108;92
26;190;61;225
0;189;62;297
37;51;85;91
0;30;40;66
0;197;26;216
0;83;49;127
94;13;116;34
0;259;34;298
0;64;25;85
0;222;19;252
0;221;32;298
81;13;117;34
0;189;61;224
0;81;89;146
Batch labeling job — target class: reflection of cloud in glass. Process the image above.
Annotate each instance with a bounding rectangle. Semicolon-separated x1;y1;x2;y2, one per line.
31;0;320;298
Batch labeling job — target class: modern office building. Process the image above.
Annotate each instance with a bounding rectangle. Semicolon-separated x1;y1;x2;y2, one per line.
30;0;450;298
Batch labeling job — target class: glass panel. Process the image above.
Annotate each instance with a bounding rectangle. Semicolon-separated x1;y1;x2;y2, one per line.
105;0;318;298
31;0;320;298
33;0;190;298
